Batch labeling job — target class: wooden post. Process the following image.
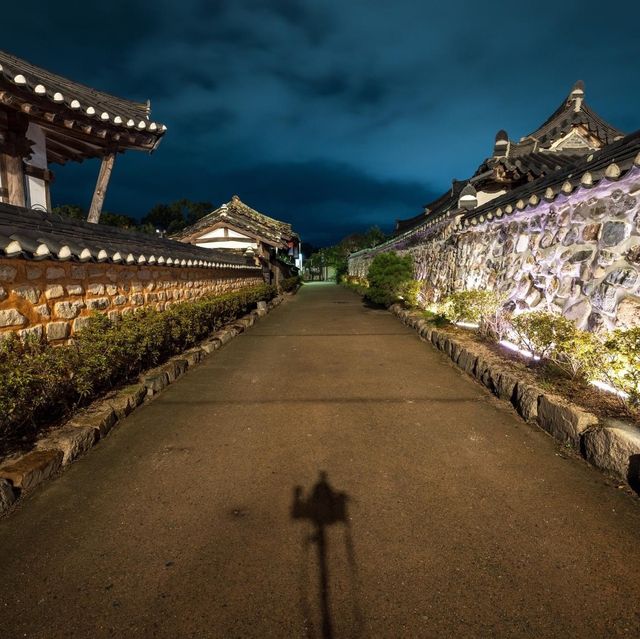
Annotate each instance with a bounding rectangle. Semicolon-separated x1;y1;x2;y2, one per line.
3;154;26;207
87;152;115;224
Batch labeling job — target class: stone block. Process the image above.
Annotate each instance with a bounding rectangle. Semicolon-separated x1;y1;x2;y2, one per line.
38;425;98;465
184;348;204;367
142;371;169;396
480;364;501;394
582;420;640;484
513;383;541;422
14;286;40;304
107;384;145;419
33;304;50;318
496;372;518;402
457;348;478;375
0;478;16;514
0;265;17;282
0;285;5;301
231;321;246;333
66;284;84;296
17;324;44;341
537;394;599;447
450;340;463;364
163;358;189;382
201;340;221;354
0;309;27;327
86;297;110;310
46;267;66;280
113;295;128;306
46;321;70;341
55;301;85;320
26;266;42;280
473;356;489;381
87;283;105;295
44;285;65;300
214;329;234;345
73;317;92;333
0;450;63;491
71;405;118;438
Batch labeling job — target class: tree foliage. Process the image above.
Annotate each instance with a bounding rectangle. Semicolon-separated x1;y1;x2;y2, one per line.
306;226;387;281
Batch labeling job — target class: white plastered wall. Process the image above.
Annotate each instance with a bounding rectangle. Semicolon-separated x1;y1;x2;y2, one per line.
24;123;48;211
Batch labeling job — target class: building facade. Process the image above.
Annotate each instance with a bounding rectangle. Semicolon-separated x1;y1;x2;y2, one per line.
173;195;301;285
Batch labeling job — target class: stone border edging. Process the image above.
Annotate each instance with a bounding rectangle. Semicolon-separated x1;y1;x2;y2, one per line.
0;294;286;516
390;304;640;494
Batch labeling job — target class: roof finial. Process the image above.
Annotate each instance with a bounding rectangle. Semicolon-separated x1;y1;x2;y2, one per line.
494;129;509;157
569;80;585;112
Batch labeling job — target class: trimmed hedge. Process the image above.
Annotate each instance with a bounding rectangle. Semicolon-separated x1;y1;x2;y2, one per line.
280;276;301;293
0;284;276;439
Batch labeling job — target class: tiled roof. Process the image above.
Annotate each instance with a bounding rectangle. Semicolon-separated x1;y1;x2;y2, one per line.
522;81;623;147
173;195;298;248
392;82;626;238
0;203;259;270
358;130;640;258
459;130;640;230
0;50;165;136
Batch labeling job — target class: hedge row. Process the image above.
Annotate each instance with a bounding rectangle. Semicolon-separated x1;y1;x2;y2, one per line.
0;284;276;438
280;275;301;293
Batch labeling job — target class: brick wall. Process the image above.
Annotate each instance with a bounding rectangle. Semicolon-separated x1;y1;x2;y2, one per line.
0;258;263;342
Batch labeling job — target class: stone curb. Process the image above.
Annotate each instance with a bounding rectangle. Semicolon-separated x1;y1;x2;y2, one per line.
389;304;640;493
0;295;285;516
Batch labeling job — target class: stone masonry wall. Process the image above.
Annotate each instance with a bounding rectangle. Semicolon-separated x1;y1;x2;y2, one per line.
0;259;263;342
349;167;640;331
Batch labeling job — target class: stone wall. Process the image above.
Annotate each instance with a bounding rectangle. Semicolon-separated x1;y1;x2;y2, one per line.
0;259;263;342
349;167;640;331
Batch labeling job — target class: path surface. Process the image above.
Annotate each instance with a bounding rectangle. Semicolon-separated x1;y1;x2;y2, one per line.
1;283;640;639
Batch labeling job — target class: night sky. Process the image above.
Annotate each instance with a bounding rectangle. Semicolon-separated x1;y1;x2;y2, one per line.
4;1;640;245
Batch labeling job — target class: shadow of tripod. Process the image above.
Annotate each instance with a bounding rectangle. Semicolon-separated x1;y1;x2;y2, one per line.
291;472;361;639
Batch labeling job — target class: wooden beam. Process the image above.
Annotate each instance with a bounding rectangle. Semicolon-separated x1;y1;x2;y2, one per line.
87;152;115;223
2;154;26;207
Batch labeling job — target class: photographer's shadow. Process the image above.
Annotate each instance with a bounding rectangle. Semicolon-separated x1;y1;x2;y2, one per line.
291;472;363;639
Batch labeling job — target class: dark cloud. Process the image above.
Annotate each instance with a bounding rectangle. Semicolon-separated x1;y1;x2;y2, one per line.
2;0;640;245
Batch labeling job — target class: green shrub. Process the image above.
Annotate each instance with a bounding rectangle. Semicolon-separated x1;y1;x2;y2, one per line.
0;284;276;441
364;252;414;307
280;276;301;293
510;311;604;380
511;311;573;361
603;328;640;406
441;290;501;323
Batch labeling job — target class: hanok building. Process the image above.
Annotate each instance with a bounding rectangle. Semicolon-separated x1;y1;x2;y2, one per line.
350;82;640;330
394;81;625;236
173;195;301;285
0;50;166;221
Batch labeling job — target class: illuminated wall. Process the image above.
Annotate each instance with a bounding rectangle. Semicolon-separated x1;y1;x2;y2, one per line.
349;168;640;331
